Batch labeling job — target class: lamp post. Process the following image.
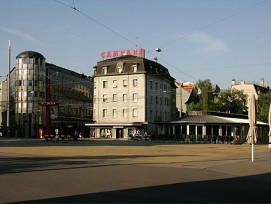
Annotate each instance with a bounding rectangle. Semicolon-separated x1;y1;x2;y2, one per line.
7;40;11;137
41;71;58;136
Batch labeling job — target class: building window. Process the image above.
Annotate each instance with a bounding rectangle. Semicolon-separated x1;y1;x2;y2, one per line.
133;93;137;102
93;108;96;120
113;79;117;88
150;110;153;119
150;80;153;89
103;80;108;88
113;94;117;102
150;96;153;105
133;78;138;87
113;109;117;118
102;67;107;74
103;94;107;102
102;109;107;118
155;82;158;90
132;64;137;72
164;84;167;92
123;94;127;102
132;108;138;117
117;66;122;73
123;79;127;87
123;108;128;118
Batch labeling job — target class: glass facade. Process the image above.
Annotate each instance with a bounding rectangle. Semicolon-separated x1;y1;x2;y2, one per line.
9;51;93;138
12;51;46;138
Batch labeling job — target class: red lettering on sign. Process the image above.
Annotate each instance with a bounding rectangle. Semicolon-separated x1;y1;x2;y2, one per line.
106;51;111;58
100;48;145;59
133;48;138;55
120;50;125;56
113;50;118;57
140;48;144;56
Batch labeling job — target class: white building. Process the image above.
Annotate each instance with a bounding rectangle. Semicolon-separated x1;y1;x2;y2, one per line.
231;78;269;100
86;54;176;139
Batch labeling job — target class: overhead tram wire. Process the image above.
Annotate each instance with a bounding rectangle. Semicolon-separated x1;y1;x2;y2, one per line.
54;0;267;80
157;0;268;49
54;0;195;81
54;0;140;49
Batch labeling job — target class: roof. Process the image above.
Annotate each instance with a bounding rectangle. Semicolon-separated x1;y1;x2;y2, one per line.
169;115;267;125
16;51;45;59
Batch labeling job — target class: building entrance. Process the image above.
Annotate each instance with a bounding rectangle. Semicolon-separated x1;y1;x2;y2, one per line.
116;128;123;139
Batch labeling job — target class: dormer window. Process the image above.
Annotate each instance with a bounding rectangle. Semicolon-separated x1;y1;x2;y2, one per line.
116;61;124;73
102;67;107;74
117;66;122;73
132;64;137;72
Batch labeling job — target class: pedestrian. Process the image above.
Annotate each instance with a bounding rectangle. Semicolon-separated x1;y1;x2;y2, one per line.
79;132;83;140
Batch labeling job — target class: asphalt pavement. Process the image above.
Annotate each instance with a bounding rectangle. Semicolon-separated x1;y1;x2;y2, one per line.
0;138;271;203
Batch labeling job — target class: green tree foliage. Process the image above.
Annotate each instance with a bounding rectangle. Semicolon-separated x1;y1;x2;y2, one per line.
257;92;271;123
187;79;213;112
213;89;247;114
197;79;213;111
187;79;247;114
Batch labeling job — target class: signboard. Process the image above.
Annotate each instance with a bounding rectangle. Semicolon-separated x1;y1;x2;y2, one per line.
101;48;145;59
40;102;59;106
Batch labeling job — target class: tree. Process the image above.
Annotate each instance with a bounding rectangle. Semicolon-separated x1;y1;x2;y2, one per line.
257;92;271;123
197;79;213;111
187;79;213;112
187;79;247;114
213;89;247;114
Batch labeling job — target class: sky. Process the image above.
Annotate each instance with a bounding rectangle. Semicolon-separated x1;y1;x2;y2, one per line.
0;0;270;89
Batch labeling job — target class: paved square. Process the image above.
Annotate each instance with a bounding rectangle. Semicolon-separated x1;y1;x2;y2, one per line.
0;139;270;203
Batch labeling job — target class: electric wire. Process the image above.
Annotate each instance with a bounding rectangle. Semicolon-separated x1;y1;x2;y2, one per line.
54;0;268;82
157;0;268;48
54;0;195;79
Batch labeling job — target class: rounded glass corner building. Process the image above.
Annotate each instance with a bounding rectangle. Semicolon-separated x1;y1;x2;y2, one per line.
10;51;47;138
9;51;93;138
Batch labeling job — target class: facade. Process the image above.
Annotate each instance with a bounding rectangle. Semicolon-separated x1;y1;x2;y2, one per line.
5;51;92;138
231;78;270;100
175;81;196;116
86;55;176;139
0;80;8;135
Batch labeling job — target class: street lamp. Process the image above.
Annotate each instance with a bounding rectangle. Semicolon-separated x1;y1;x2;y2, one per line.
7;40;11;137
155;48;161;52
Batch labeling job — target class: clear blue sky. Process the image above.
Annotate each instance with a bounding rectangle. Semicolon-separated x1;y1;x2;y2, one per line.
1;0;270;89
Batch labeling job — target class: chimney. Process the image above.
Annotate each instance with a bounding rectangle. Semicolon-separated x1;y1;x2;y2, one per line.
260;78;264;87
231;79;236;86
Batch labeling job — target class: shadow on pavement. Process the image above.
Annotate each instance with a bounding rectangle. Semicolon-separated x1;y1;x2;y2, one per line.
0;154;194;174
20;172;271;203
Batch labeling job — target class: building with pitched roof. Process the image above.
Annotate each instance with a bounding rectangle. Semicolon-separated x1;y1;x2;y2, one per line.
86;54;177;139
231;78;270;100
